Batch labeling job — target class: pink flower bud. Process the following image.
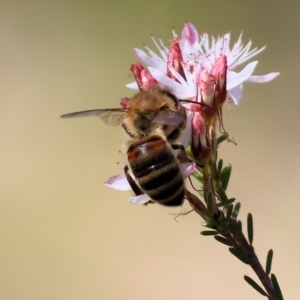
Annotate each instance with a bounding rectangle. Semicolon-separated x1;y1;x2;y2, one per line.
191;112;211;161
198;69;214;107
191;56;228;122
167;38;185;80
211;55;228;108
181;22;198;46
130;63;157;90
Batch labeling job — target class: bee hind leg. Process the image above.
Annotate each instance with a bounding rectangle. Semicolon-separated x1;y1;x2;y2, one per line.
171;143;190;163
171;143;204;168
124;165;143;196
124;165;155;205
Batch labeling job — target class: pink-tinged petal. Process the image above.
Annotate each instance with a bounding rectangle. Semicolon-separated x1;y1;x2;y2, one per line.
180;162;196;178
181;22;198;46
128;194;151;204
148;36;169;61
104;174;131;191
226;61;258;90
148;67;195;99
228;83;243;104
126;82;139;90
246;72;280;83
134;48;165;72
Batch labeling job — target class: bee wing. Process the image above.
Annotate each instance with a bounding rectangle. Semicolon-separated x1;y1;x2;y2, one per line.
151;109;185;126
61;108;126;126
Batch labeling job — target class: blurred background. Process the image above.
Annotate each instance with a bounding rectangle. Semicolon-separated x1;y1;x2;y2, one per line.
0;0;299;299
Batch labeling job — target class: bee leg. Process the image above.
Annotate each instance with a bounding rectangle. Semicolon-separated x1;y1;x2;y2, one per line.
124;165;155;205
171;143;190;163
124;165;143;196
121;123;135;138
171;144;204;168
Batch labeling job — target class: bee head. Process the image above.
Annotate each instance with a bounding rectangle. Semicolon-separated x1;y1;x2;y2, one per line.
122;87;180;138
133;109;158;136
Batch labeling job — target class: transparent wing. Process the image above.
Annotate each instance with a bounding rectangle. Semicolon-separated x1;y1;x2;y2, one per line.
151;109;185;126
61;108;126;126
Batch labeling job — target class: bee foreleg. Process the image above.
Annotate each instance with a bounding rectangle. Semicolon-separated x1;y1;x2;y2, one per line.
171;143;204;168
124;165;143;196
171;143;190;163
121;123;135;138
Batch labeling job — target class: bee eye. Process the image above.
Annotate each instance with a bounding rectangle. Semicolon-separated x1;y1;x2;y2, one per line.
160;105;169;111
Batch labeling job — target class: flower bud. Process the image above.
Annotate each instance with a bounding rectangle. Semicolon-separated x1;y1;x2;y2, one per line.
167;38;185;80
191;112;211;162
211;55;227;108
181;22;198;46
130;63;157;90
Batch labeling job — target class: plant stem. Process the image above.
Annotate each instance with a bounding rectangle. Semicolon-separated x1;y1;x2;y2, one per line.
185;191;277;300
224;218;276;299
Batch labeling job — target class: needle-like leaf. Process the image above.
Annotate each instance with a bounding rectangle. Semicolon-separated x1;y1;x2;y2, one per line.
232;202;241;218
247;213;254;245
265;249;273;275
200;230;218;236
244;275;268;297
271;273;284;300
214;235;232;246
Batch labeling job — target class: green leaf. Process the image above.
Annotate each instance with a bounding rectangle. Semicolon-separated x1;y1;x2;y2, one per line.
201;222;213;229
214;235;231;246
244;275;268;297
218;186;228;203
232;202;241;218
220;164;232;191
207;192;216;217
247;213;254;245
192;171;203;183
271;273;284;300
200;230;218;236
216;198;236;207
208;218;219;228
217;186;235;207
217;159;223;175
265;249;273;275
217;134;228;145
229;247;251;265
236;220;243;243
225;204;234;221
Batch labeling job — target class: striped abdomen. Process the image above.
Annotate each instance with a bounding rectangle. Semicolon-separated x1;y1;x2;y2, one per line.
127;135;184;206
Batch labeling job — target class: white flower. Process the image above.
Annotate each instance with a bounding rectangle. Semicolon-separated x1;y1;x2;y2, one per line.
127;22;279;104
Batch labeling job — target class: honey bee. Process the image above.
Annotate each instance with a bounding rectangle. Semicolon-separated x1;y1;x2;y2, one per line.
61;86;188;206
